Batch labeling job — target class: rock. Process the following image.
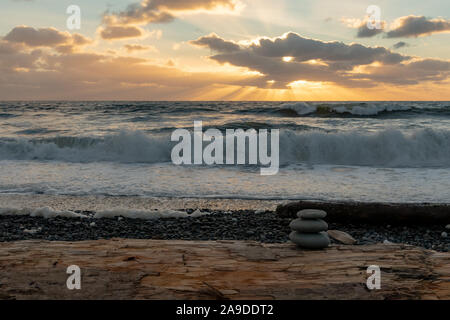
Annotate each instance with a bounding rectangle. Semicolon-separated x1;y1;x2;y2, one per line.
327;230;357;245
289;218;328;233
446;224;450;230
90;222;96;227
289;231;330;249
23;228;40;235
383;239;394;245
297;209;327;219
441;232;448;238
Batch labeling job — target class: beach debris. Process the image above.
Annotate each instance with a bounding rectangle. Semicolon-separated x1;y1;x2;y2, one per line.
289;209;330;249
327;229;357;245
441;232;448;238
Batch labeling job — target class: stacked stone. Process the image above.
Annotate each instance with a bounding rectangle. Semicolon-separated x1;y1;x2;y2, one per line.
289;209;330;249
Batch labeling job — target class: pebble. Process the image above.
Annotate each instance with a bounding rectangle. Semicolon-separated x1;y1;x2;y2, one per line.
297;209;327;219
442;232;448;238
289;231;330;249
289;218;328;233
446;224;450;230
23;228;41;234
90;222;96;227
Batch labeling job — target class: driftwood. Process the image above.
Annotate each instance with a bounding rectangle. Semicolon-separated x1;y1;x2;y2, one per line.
0;239;448;300
276;201;450;225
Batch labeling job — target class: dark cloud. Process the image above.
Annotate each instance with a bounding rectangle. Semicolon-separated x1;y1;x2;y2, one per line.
392;41;409;49
4;26;70;47
356;22;385;38
3;26;92;49
190;32;450;88
190;33;240;52
104;0;240;25
386;15;450;38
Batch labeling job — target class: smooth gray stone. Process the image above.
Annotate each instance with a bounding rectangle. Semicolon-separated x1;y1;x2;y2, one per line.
289;231;330;249
297;209;327;219
289;218;328;233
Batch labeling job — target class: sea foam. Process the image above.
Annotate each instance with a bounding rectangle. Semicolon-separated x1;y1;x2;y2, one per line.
0;207;209;220
1;128;449;167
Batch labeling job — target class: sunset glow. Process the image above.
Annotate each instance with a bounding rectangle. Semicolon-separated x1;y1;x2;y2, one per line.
0;0;448;100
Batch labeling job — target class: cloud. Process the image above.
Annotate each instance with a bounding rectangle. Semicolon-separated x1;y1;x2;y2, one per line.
98;0;241;42
3;26;92;53
103;0;242;25
99;25;145;40
356;22;385;38
189;32;450;88
386;15;450;38
392;41;409;49
0;25;257;100
3;26;92;55
124;44;157;52
190;33;240;52
341;18;385;38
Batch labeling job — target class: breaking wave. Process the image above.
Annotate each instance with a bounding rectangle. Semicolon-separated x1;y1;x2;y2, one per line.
0;128;449;167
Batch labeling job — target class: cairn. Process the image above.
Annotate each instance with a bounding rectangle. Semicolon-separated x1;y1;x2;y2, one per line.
289;209;330;249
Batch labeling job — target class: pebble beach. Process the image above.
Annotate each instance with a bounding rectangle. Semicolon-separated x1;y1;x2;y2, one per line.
1;209;448;252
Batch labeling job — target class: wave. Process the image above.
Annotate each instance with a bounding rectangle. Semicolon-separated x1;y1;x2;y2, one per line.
0;129;449;167
276;102;450;117
280;128;450;167
0;131;172;163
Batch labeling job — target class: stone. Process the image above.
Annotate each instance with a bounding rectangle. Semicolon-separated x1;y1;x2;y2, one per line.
297;209;327;219
289;218;328;233
327;230;357;245
446;224;450;230
441;232;448;238
289;231;330;249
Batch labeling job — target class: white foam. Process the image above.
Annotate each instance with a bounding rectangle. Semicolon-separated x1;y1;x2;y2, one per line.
93;208;209;220
0;206;210;220
0;207;88;218
0;131;172;163
279;128;450;167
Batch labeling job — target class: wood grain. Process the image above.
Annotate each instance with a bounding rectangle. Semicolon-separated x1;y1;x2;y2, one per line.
0;239;448;300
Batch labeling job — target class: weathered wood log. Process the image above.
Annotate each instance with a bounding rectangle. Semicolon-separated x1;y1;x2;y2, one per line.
276;201;450;225
0;239;448;300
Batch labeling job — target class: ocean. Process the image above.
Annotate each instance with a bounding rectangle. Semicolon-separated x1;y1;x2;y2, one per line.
0;101;449;203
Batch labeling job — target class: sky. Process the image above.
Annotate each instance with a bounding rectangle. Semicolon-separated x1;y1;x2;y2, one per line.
0;0;449;100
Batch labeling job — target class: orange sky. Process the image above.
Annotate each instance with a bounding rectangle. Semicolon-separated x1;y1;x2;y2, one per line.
0;0;449;100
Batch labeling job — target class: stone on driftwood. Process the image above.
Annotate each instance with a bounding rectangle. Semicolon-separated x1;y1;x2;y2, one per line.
327;230;357;245
289;231;330;249
289;218;328;233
